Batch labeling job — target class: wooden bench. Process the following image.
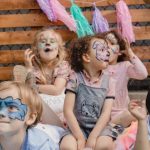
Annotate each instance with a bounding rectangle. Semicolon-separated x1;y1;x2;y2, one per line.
0;0;150;81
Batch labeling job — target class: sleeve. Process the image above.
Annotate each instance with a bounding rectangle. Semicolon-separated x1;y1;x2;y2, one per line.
65;71;78;94
105;76;116;100
126;55;148;79
56;61;71;80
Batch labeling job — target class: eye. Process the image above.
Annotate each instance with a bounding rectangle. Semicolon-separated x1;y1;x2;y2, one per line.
8;105;19;112
50;39;56;43
40;39;46;43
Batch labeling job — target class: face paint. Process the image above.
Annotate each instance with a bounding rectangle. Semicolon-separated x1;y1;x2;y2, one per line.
0;96;27;121
110;45;120;54
37;34;58;53
92;40;110;62
106;33;118;45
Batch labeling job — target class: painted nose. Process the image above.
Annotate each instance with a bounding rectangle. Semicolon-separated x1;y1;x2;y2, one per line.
0;107;8;118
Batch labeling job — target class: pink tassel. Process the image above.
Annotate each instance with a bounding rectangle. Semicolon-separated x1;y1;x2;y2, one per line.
50;0;76;32
116;0;135;43
36;0;57;21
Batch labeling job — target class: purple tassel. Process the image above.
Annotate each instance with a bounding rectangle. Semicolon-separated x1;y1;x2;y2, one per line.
92;5;109;34
36;0;57;22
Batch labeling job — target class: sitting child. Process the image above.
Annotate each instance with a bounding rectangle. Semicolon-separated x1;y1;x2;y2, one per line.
103;30;148;127
0;81;63;150
14;28;70;123
60;35;117;150
128;89;150;150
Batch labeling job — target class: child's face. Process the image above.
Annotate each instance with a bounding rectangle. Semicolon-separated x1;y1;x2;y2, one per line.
0;87;28;136
89;38;110;69
106;33;120;64
36;30;59;63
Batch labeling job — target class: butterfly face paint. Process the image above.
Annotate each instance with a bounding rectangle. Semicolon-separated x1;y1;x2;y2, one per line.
0;96;27;121
92;39;110;62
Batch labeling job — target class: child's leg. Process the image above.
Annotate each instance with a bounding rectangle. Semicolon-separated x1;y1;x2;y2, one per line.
111;110;136;127
95;136;114;150
60;134;77;150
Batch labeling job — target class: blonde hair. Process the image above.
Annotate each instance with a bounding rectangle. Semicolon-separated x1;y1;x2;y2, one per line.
0;81;43;126
32;28;66;79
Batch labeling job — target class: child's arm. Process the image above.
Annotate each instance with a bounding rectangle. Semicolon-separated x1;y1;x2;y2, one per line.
64;91;86;149
128;100;150;150
123;39;148;79
37;77;66;95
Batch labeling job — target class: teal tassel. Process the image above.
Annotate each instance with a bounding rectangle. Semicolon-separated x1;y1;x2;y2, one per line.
70;2;94;38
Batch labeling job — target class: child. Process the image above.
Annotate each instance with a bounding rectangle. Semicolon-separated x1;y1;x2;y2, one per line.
103;30;148;127
60;35;117;150
128;89;150;150
0;81;60;150
23;28;70;115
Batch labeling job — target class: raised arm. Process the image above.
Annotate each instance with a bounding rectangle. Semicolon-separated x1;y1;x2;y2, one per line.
128;100;150;150
123;39;148;79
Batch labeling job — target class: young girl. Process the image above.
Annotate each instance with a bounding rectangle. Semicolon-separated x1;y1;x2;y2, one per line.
0;81;61;150
103;30;148;127
60;35;117;150
24;28;70;115
128;89;150;150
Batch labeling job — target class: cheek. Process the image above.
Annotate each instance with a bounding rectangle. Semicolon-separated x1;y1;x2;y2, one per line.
37;43;45;50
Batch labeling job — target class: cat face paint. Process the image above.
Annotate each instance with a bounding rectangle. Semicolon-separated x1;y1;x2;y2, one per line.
92;39;110;62
37;32;58;53
0;96;27;121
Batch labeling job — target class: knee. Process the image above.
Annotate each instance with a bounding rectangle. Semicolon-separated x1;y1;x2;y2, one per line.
60;144;76;150
95;144;113;150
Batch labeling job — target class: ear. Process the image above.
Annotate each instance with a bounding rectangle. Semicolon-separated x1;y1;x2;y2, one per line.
82;53;90;63
25;113;37;126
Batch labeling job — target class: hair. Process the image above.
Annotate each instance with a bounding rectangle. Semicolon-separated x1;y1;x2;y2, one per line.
69;34;106;72
31;28;66;80
146;88;150;114
0;81;43;127
102;30;127;62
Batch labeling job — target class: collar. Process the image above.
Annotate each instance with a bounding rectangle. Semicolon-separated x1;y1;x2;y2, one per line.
82;70;102;84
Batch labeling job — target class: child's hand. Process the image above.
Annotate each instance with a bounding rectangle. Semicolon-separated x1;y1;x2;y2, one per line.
24;49;35;71
86;135;97;149
128;100;147;121
77;136;86;150
121;38;135;58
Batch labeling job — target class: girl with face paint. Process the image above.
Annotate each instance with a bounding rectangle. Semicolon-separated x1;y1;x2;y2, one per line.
102;30;148;128
60;35;118;150
17;28;71;125
0;81;62;150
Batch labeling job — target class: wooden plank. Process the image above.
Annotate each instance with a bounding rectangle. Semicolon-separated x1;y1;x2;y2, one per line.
0;61;150;81
0;46;149;64
0;0;145;10
0;50;24;64
0;30;76;45
0;67;13;81
0;9;149;28
0;26;149;45
144;62;150;76
132;46;150;60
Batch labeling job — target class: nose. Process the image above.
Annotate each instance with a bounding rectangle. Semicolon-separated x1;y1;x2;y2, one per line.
107;51;110;57
0;107;8;118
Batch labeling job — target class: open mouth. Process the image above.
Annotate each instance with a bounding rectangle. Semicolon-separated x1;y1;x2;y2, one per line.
44;48;52;52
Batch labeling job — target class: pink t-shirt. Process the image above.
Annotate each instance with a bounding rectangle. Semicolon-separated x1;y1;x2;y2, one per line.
66;70;116;98
33;61;70;84
106;55;148;118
